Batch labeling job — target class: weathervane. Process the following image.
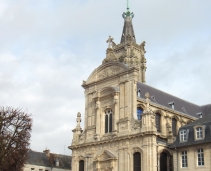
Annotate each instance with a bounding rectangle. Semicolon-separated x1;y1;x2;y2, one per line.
122;0;134;19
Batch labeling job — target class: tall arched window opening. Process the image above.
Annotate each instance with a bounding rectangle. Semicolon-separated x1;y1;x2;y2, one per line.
172;118;177;136
79;160;84;171
133;152;141;171
137;108;143;120
105;109;113;133
155;113;161;132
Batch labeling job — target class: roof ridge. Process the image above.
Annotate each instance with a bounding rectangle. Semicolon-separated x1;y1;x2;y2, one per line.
137;82;200;107
200;103;211;107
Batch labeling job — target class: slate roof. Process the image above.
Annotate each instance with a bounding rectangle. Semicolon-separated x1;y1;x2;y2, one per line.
26;150;71;169
137;82;211;118
169;116;211;148
26;150;51;167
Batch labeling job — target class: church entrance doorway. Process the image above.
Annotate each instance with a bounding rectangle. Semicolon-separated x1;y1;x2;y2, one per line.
159;151;173;171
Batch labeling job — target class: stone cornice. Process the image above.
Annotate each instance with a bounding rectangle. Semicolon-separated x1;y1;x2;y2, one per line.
82;66;139;89
68;131;157;150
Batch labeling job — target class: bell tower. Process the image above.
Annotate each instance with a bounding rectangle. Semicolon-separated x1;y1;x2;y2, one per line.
102;2;147;83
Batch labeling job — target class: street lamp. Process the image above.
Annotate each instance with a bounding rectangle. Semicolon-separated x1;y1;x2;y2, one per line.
84;155;92;171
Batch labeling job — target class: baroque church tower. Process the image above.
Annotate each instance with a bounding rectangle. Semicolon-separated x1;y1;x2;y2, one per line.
69;3;199;171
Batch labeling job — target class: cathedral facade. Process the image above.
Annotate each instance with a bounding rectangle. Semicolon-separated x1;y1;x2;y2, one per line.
68;5;211;171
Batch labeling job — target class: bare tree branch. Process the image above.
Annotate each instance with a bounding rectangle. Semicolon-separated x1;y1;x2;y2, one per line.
0;107;32;171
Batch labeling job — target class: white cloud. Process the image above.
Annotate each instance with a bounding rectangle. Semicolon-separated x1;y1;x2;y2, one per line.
0;0;211;155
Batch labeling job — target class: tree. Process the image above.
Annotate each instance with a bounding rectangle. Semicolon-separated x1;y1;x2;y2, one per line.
0;107;32;171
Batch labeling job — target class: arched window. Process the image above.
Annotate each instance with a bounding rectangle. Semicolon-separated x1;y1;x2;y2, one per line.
105;109;113;133
155;113;161;132
172;118;177;136
79;160;84;171
133;152;141;171
137;107;143;120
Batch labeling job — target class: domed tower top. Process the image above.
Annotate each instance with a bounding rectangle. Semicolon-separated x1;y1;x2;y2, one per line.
120;0;136;44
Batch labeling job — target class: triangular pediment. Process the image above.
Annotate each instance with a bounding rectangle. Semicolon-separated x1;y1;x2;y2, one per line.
95;150;117;162
86;62;128;85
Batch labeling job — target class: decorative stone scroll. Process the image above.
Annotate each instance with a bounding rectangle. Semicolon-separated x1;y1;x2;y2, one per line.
86;63;128;85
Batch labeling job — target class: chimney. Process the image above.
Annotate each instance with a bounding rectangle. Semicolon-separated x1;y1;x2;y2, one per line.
43;149;50;156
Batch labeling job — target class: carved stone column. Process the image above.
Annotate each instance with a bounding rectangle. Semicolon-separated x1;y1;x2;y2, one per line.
124;81;129;118
113;93;119;131
95;98;101;135
132;80;137;119
119;82;125;119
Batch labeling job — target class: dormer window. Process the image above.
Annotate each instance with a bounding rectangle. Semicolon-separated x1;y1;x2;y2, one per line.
137;90;141;97
180;129;189;142
55;158;59;166
196;127;202;138
194;125;205;140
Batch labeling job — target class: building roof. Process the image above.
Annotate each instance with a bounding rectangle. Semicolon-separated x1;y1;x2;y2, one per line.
169;116;211;148
137;82;211;118
26;150;51;167
26;150;71;169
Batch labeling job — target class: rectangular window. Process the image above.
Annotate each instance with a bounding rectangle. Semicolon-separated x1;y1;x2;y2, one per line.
197;149;204;166
180;130;187;142
196;127;202;139
181;151;188;167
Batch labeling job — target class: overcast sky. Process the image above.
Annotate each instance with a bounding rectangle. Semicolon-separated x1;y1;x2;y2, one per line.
0;0;211;155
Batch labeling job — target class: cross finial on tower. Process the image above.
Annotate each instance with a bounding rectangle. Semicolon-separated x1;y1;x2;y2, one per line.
122;0;134;19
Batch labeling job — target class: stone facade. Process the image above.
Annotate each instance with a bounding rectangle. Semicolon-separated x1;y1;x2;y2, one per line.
68;5;210;171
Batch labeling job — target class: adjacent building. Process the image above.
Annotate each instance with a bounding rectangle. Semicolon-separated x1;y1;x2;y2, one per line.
169;116;211;171
23;149;71;171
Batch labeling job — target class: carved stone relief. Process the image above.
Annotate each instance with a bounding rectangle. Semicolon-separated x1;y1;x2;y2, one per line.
98;66;123;81
100;97;113;107
131;118;142;130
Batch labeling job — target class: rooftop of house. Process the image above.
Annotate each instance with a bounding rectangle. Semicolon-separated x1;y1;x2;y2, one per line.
26;149;71;169
169;116;211;148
